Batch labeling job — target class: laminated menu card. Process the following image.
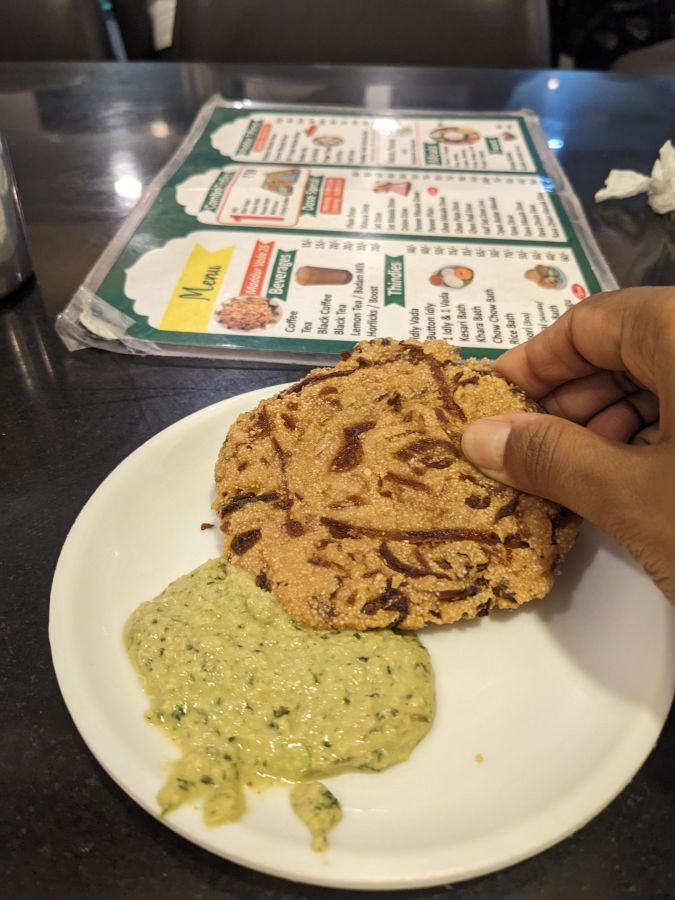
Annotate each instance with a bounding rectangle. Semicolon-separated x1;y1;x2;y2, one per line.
57;98;616;364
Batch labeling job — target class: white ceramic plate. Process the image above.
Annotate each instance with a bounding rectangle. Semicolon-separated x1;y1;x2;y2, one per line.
50;386;675;891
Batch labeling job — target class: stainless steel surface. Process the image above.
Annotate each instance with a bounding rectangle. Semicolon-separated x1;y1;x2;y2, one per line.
0;133;32;298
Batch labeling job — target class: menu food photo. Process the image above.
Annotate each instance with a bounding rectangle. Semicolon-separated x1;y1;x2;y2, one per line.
56;100;616;364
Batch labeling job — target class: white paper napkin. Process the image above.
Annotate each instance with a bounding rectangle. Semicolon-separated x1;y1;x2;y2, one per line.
595;140;675;214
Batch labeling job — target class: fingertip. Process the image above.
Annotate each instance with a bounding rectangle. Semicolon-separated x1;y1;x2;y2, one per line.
461;418;512;473
462;412;541;474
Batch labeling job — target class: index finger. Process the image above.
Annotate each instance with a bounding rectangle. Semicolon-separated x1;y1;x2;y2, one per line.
492;287;675;399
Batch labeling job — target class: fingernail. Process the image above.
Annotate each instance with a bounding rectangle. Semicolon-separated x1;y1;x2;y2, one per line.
461;419;512;474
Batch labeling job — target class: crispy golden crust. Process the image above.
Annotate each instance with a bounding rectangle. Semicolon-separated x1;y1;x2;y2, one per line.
214;339;580;630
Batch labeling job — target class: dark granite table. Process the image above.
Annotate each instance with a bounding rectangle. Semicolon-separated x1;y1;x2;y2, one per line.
1;63;673;899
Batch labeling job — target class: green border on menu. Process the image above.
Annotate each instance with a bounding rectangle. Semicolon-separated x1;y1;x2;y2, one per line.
188;106;548;176
93;104;603;357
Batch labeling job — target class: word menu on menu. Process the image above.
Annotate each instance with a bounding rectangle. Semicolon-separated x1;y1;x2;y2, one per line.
58;100;616;362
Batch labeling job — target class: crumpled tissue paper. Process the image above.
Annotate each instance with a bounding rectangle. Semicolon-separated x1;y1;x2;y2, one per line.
595;140;675;214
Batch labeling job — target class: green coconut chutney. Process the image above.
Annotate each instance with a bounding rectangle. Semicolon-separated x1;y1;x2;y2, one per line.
290;782;343;852
125;559;434;850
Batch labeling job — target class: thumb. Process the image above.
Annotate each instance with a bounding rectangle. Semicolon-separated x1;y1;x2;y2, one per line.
461;411;645;530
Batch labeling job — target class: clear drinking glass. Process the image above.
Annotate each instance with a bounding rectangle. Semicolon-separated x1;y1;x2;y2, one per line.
0;133;32;298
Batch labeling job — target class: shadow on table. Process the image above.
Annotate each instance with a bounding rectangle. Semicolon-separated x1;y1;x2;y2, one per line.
591;202;675;287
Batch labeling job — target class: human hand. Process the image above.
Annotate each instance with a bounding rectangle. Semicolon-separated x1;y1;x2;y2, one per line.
461;286;675;603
